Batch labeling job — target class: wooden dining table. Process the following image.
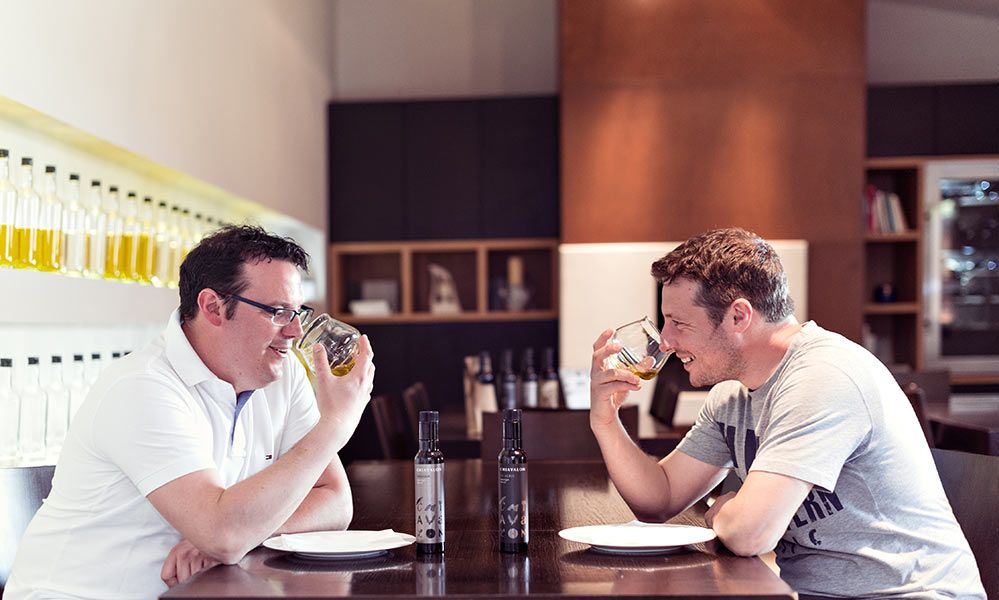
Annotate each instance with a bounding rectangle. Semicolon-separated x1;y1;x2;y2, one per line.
163;459;794;599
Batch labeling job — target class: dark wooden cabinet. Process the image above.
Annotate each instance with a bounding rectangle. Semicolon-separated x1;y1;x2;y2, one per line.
328;96;559;242
328;102;406;241
404;101;482;239
868;83;999;158
479;97;559;238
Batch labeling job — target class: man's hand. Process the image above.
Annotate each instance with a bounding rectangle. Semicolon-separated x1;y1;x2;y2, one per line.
312;335;375;434
704;491;737;529
589;329;646;430
161;539;221;588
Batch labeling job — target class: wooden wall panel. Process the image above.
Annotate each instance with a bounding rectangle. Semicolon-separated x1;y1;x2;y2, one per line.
560;0;866;340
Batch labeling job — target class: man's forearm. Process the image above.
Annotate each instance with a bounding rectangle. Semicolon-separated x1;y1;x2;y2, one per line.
592;420;676;521
273;485;352;534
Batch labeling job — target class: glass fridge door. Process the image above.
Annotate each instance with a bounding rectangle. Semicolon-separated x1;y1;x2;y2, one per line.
925;159;999;375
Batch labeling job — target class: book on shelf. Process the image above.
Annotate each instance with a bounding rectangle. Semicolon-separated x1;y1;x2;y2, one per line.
864;184;909;234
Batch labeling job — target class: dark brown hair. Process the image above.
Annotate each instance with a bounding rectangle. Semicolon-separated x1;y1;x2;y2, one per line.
178;225;310;324
650;228;794;325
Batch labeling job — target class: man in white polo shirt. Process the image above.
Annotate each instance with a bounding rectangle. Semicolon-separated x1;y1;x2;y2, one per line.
6;225;375;599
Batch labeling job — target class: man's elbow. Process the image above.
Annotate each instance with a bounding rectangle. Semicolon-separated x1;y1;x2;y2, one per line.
197;530;253;565
719;531;774;557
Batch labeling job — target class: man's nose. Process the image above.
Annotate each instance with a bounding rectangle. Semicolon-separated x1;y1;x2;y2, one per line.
283;315;305;338
659;328;675;353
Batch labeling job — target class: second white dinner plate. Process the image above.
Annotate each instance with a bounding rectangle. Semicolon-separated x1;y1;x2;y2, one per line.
263;529;416;560
559;521;716;555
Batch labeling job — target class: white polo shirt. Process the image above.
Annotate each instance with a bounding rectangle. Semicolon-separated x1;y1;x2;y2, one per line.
5;310;319;600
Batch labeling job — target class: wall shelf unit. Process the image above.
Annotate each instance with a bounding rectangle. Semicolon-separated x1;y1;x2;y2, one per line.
330;238;558;324
863;157;924;371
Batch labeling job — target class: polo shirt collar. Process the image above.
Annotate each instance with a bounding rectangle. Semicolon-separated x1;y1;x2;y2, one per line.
164;309;220;388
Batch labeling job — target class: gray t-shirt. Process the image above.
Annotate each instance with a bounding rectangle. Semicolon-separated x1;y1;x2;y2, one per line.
676;322;985;599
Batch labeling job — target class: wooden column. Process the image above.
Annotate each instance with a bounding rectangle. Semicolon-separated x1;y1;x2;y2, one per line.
560;0;866;339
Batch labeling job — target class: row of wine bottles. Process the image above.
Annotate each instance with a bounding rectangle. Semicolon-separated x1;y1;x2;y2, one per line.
0;351;129;467
478;347;562;411
0;148;226;286
415;409;528;557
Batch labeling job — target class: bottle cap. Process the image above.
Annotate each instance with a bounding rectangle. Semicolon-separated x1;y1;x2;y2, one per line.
91;352;101;360
418;410;439;441
127;191;137;198
28;356;39;365
109;185;118;193
51;355;62;363
22;157;32;166
0;358;11;367
91;179;101;187
502;408;522;440
0;149;7;157
69;173;80;181
112;352;121;359
45;165;56;173
73;354;84;361
144;196;153;203
158;201;167;208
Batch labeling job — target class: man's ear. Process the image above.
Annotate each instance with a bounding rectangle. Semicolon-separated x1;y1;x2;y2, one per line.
729;298;753;333
197;289;226;327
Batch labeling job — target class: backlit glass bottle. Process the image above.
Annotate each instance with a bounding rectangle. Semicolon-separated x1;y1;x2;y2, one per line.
151;200;170;287
16;356;46;461
44;355;70;460
103;185;123;279
12;157;40;269
0;149;16;266
135;196;155;283
36;165;63;272
83;180;106;278
0;358;19;466
119;191;140;281
60;174;86;276
68;354;88;422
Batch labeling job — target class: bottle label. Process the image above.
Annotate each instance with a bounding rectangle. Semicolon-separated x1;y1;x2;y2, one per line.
502;381;518;409
498;464;529;544
521;382;538;408
415;463;445;544
539;380;559;409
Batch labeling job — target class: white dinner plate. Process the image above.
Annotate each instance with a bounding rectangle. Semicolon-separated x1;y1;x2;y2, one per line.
263;530;416;560
559;521;716;555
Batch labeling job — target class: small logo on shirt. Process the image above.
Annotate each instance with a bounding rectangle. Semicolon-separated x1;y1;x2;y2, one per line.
264;454;273;460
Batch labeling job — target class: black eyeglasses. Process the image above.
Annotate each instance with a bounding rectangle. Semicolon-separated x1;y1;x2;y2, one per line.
221;293;314;327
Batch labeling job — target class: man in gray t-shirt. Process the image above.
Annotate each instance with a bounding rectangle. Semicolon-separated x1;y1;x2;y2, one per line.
589;228;984;599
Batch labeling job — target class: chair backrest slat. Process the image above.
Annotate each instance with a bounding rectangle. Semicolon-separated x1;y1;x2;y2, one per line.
1;465;56;592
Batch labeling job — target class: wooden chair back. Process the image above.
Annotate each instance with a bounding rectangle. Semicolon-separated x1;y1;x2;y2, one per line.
402;382;431;443
481;405;638;460
902;382;935;447
1;465;55;592
893;369;950;406
370;394;416;460
931;448;999;598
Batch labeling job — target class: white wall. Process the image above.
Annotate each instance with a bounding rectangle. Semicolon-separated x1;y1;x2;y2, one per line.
332;0;558;100
0;0;335;229
868;0;999;84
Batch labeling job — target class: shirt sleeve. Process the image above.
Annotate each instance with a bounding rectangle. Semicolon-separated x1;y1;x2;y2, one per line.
675;381;741;468
91;375;216;496
277;354;321;456
749;360;872;492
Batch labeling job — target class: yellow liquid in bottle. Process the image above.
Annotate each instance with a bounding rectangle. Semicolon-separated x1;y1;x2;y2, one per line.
331;356;356;376
135;233;152;282
104;233;119;279
13;227;35;268
35;229;60;272
0;223;11;265
120;234;137;281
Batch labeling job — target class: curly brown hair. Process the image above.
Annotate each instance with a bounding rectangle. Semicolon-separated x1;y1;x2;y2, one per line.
178;225;310;324
650;228;794;326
